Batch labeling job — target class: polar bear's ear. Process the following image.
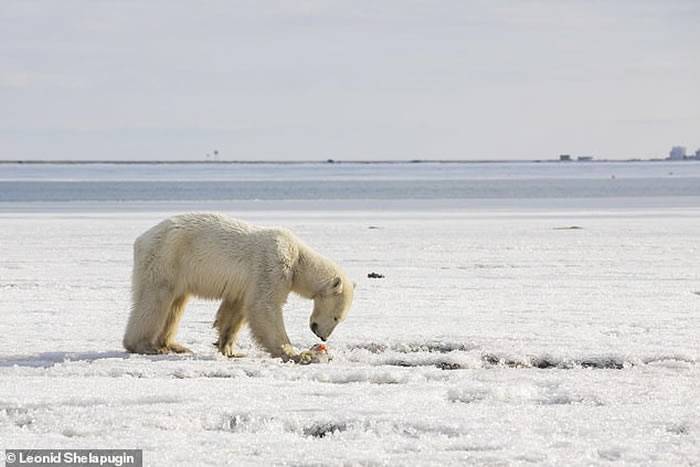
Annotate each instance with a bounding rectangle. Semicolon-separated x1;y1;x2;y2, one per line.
327;277;343;296
330;277;343;295
317;277;343;297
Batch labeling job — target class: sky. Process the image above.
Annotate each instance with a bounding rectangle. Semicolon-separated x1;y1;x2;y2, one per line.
1;1;699;161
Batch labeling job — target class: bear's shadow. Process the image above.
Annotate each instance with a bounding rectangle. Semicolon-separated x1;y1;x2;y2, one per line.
0;350;203;369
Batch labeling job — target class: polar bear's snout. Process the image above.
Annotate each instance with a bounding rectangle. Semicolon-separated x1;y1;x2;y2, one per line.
309;277;354;342
309;314;336;341
310;322;326;341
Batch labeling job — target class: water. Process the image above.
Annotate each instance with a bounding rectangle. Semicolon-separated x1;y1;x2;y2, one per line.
1;161;699;203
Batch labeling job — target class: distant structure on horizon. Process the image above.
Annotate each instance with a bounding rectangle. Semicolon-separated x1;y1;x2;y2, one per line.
559;154;594;162
668;146;687;160
666;146;700;161
205;149;221;161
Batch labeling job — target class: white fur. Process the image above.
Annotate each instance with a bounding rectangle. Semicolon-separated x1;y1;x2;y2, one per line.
123;213;354;360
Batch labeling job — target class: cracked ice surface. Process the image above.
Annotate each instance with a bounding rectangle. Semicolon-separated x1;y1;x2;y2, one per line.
0;209;698;466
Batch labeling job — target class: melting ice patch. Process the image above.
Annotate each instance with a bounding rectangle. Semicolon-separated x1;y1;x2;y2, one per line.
341;341;696;372
204;412;465;441
448;380;604;406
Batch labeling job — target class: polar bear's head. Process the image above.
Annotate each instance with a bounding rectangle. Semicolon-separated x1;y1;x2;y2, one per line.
309;276;354;341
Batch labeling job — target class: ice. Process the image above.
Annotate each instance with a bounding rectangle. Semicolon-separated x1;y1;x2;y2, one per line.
0;208;699;465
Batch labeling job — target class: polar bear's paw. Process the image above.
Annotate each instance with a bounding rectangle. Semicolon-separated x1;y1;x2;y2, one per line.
160;342;192;354
296;350;315;365
219;342;246;358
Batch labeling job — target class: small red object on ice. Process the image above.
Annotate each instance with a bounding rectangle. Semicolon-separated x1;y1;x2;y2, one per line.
297;343;331;364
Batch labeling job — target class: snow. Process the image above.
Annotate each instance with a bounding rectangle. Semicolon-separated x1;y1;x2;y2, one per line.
1;208;699;465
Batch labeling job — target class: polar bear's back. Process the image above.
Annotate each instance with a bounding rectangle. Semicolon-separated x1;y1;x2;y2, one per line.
133;213;299;300
136;213;257;255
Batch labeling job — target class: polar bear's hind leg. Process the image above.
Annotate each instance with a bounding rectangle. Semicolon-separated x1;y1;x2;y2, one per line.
123;286;173;354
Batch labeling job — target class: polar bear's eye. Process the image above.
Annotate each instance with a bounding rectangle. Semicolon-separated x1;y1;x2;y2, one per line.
334;317;338;322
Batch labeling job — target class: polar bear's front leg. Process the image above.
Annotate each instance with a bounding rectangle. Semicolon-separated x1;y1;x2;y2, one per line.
247;300;298;361
214;299;247;358
157;294;191;354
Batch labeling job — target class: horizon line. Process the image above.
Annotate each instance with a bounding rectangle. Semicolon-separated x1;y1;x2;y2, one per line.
0;158;677;165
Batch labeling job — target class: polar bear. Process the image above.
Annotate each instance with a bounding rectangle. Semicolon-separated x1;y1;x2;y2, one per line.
122;213;354;361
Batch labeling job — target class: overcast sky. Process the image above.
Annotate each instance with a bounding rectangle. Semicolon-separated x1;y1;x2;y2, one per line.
1;1;698;161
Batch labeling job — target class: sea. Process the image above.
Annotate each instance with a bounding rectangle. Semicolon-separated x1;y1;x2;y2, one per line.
1;161;700;209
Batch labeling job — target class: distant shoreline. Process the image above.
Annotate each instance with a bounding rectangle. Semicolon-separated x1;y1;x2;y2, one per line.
0;158;685;165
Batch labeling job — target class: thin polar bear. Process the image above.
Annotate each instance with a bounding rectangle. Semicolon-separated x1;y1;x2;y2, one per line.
123;213;354;361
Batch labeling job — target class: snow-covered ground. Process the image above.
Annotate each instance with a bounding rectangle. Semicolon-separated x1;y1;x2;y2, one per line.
1;208;698;465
